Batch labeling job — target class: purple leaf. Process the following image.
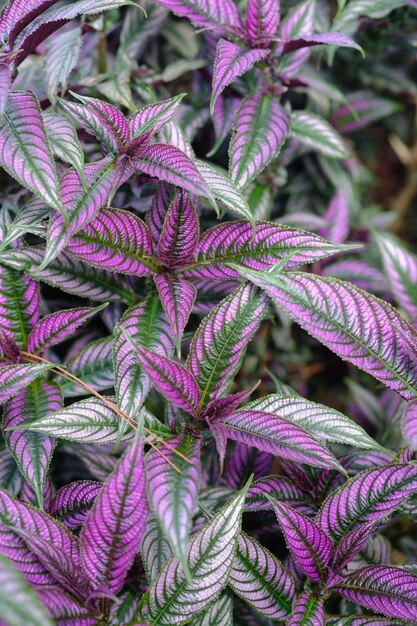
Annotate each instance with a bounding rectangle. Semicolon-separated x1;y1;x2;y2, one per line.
80;436;148;595
3;380;62;508
211;40;270;113
0;0;58;48
281;32;363;55
0;260;40;348
1;244;133;303
12;0;133;68
132;143;212;199
287;592;325;626
152;0;243;32
61;337;114;397
234;268;417;400
113;296;173;423
245;0;280;48
186;221;353;280
129;95;185;138
271;499;333;582
136;346;200;417
245;476;313;515
13;528;87;601
331;522;377;573
0;63;11;115
224;443;272;489
0;488;81;587
27;305;106;355
0;364;50;405
66;207;154;276
316;464;417;542
50;481;101;530
319;189;350;244
146;184;171;250
229;94;290;189
0;552;54;626
42;158;115;268
187;284;268;406
36;586;95;625
208;95;241;156
243;394;383;451
330;566;417;622
322;258;387;294
140;483;249;624
13;396;129;445
0;91;63;216
154;275;196;351
61;95;130;153
220;409;344;472
402;400;417;450
230;532;295;619
146;434;200;577
374;232;417;321
331;91;401;134
278;0;315;77
203;389;254;424
157;190;199;269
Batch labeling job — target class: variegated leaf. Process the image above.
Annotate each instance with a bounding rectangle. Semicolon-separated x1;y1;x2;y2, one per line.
211;39;270;113
0;245;133;302
0;364;50;405
152;0;242;31
188;593;233;626
375;232;417;320
270;498;333;582
287;592;325;626
27;304;106;354
245;0;280;47
330;566;417;622
0;91;63;215
195;160;253;222
50;480;101;530
3;380;62;508
219;409;344;472
137;347;201;417
140;513;173;582
81;436;148;594
42;113;84;180
0;552;54;626
154;275;196;352
42;157;115;268
291;111;349;159
230;532;295;619
146;434;200;577
113;296;173;422
129;95;185;138
157;189;199;268
229;94;290;189
316;464;417;542
139;483;249;624
66;207;155;276
187;284;268;406
61;337;114;396
44;27;81;101
12;396;131;445
243;394;385;451
185;221;354;280
234;268;417;400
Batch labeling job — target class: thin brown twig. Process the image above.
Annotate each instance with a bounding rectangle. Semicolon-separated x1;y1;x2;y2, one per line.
21;351;191;472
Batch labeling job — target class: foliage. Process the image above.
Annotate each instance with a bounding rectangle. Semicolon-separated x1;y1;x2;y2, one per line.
0;0;416;624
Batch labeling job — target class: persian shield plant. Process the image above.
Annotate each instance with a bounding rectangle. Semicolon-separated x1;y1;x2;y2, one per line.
0;0;417;624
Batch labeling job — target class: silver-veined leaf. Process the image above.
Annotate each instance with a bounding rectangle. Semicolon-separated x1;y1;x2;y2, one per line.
291;111;349;159
234;267;417;400
139;482;250;624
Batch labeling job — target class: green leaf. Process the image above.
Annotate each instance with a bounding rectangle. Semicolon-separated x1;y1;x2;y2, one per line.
291;111;349;159
0;553;54;626
42;113;85;181
44;27;82;102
